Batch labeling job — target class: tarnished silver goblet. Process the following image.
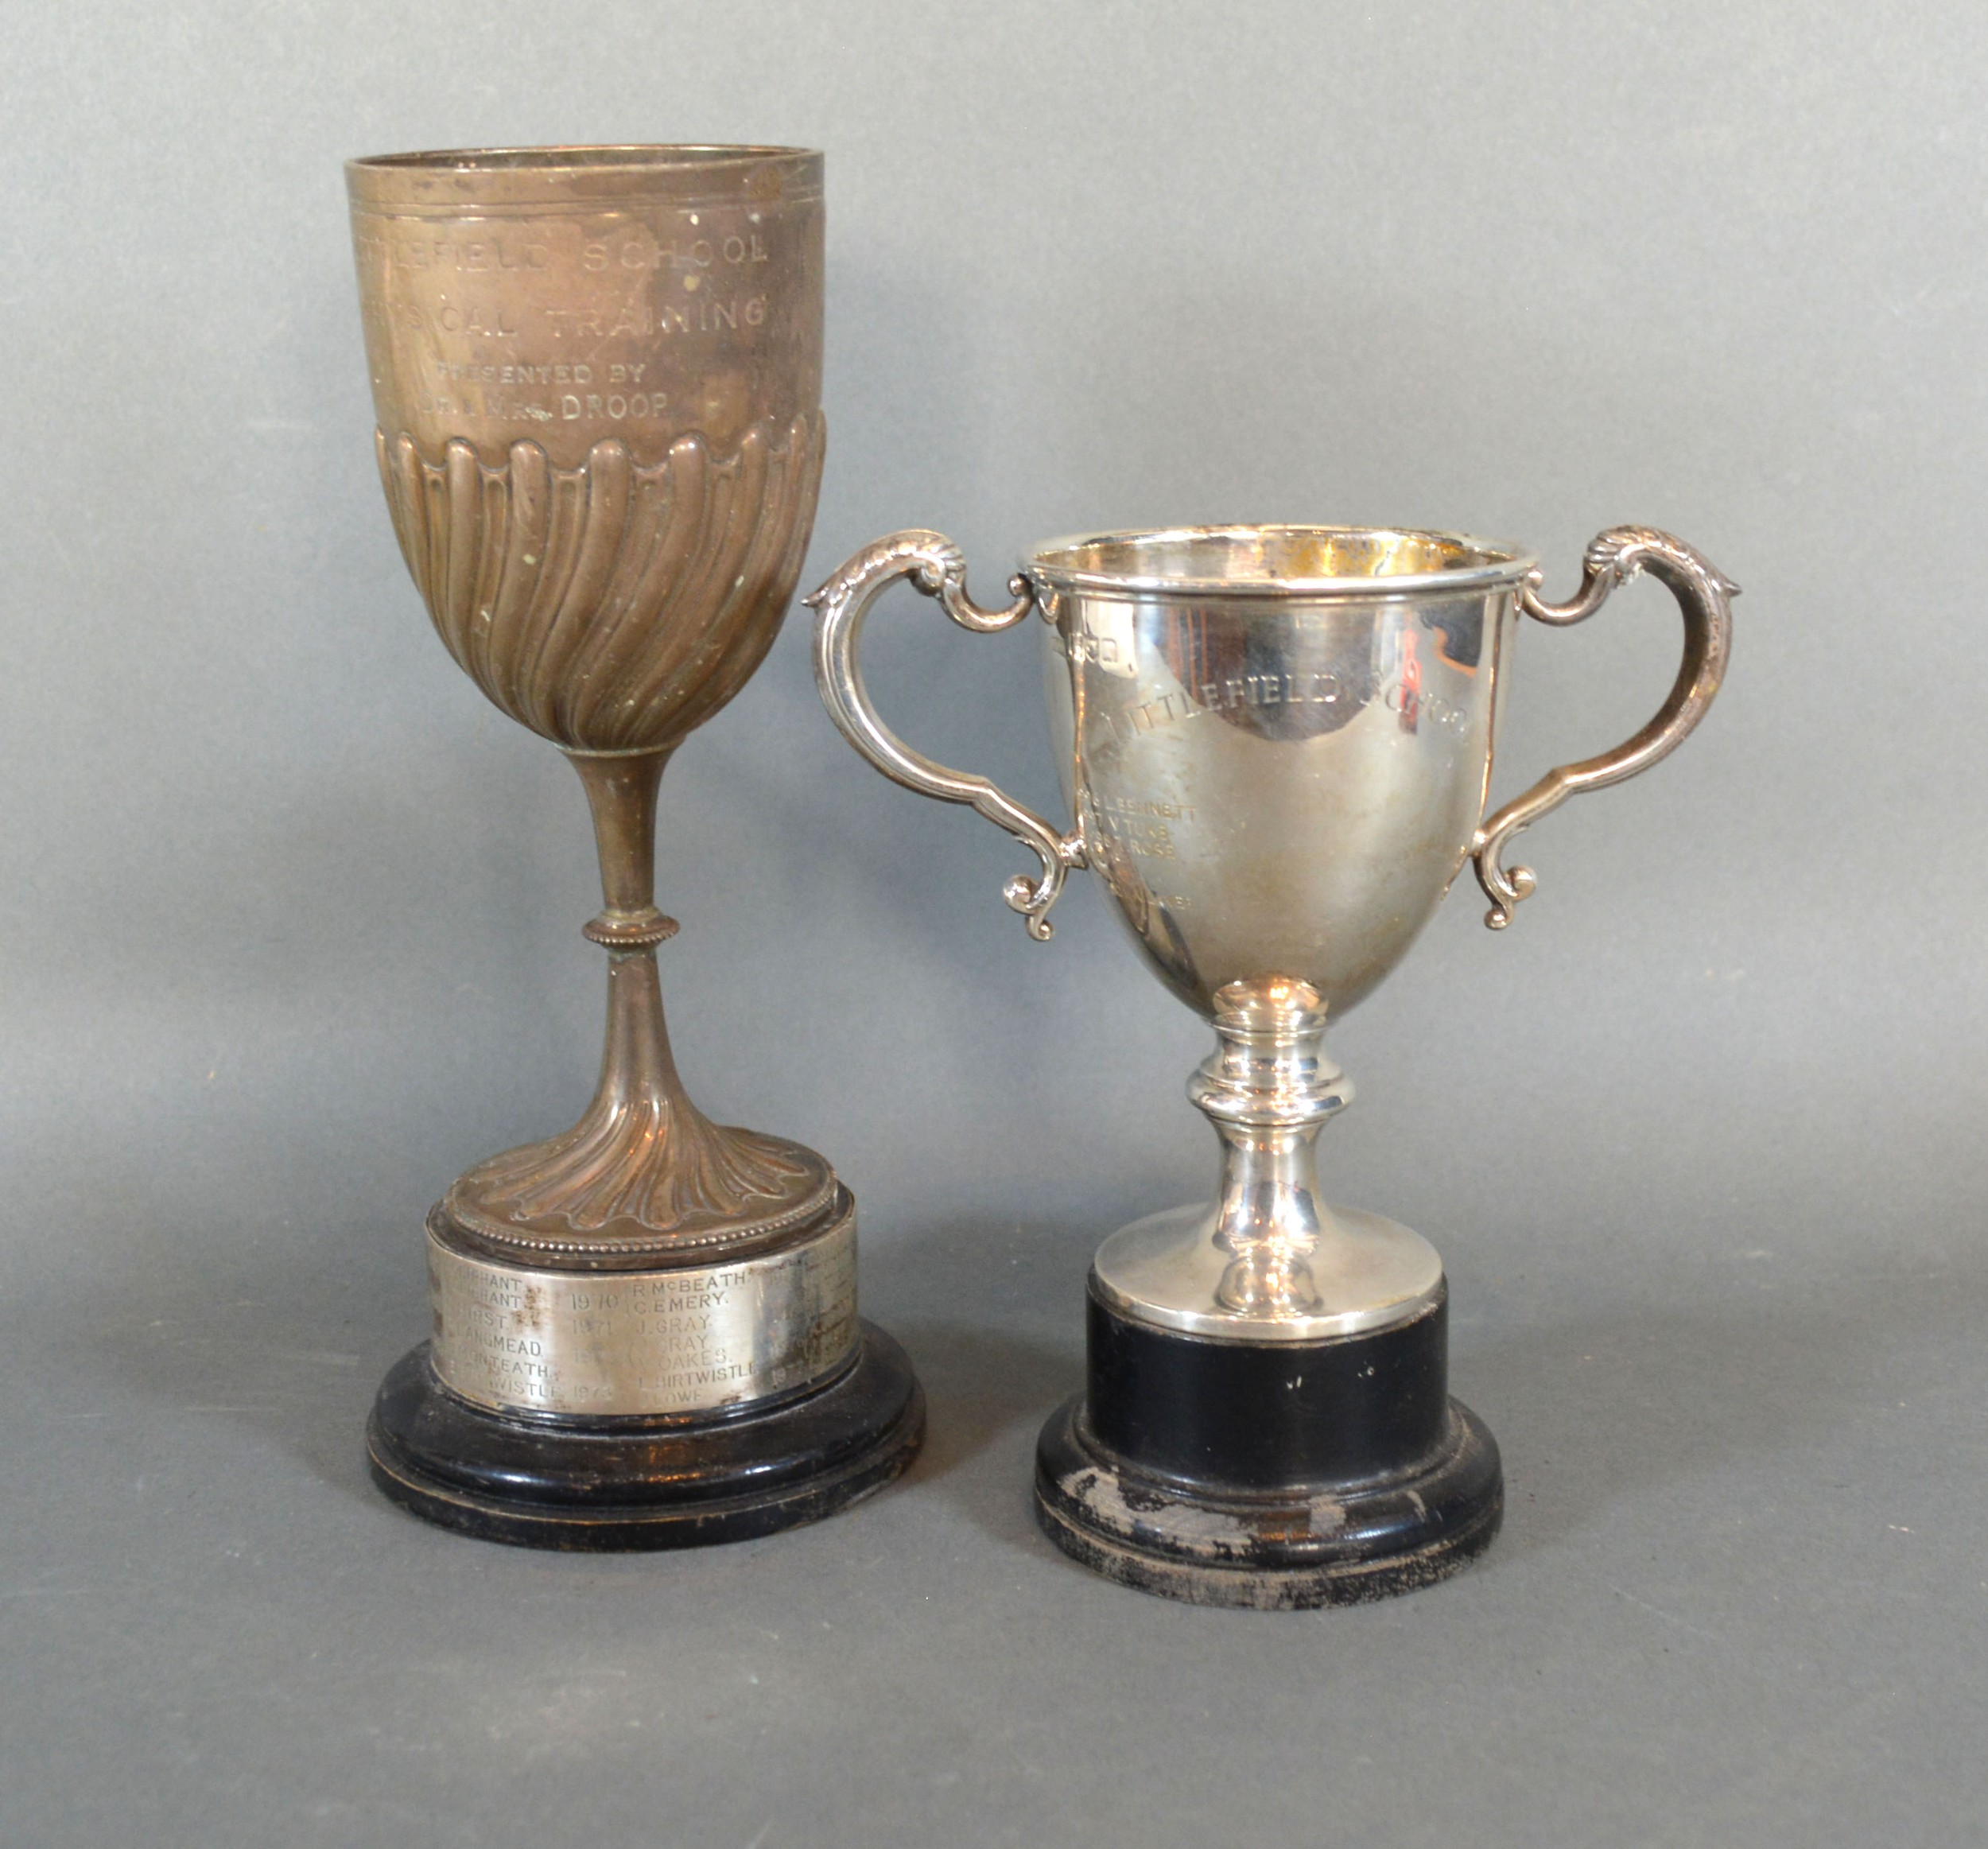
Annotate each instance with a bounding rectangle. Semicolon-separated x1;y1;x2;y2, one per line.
810;522;1732;1605
348;146;921;1548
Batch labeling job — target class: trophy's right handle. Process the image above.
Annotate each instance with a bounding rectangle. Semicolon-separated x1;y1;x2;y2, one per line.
806;531;1086;941
1471;525;1736;929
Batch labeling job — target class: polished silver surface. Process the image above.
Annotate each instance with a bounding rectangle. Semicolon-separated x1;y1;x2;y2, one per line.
808;534;1086;940
1093;1205;1443;1343
1471;526;1737;929
426;1197;860;1417
1088;975;1442;1340
810;522;1734;1338
1029;526;1525;1016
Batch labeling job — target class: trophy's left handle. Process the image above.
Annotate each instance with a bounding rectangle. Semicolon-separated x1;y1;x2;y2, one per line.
807;530;1087;941
1472;526;1736;929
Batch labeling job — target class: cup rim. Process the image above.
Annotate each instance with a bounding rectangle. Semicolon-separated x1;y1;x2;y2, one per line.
1023;524;1538;599
348;144;820;171
345;146;821;208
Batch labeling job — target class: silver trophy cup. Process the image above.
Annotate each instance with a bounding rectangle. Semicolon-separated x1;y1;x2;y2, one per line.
810;522;1733;1606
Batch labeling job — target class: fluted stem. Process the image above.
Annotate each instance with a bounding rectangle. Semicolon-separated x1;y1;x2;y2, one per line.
442;748;829;1249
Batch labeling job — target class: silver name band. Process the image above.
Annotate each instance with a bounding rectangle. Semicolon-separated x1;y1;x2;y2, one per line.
427;1201;860;1419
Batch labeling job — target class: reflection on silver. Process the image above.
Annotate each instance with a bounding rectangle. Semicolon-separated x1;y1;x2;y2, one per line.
427;1198;860;1417
1093;1203;1443;1343
1473;526;1737;928
808;533;1085;939
1088;975;1441;1341
811;523;1734;1338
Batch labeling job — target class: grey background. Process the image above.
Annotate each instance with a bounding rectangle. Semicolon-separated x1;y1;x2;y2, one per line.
2;1;1982;1843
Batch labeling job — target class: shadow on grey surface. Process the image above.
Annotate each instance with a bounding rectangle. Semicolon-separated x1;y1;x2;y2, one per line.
49;1214;424;1517
52;1193;1091;1543
890;1319;1078;1544
858;1202;1092;1553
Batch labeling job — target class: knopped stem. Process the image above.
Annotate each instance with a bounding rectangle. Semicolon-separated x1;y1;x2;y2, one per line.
1190;979;1353;1319
566;748;695;1133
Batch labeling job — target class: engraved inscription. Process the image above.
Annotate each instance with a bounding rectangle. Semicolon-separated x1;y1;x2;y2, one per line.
1092;795;1191;863
580;230;771;272
352;219;772;282
412;357;673;429
1098;796;1194;819
1103;819;1177;860
427;1210;860;1417
352;196;805;447
1066;631;1124;666
1084;667;1471;751
367;234;552;273
542;293;768;342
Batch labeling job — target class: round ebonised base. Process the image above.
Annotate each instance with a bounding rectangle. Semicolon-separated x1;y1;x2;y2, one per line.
367;1322;924;1551
1032;1284;1502;1608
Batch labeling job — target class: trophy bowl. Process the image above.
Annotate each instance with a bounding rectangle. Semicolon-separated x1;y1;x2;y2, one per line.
810;521;1732;1606
347;146;921;1549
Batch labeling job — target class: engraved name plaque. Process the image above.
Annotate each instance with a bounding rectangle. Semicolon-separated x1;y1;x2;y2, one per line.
426;1203;860;1419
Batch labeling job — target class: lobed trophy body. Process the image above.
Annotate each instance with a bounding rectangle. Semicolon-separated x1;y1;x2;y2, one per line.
811;521;1733;1606
348;147;920;1548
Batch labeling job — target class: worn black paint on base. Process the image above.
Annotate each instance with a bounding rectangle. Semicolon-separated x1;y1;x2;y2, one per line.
1031;1282;1502;1608
1088;1284;1458;1488
366;1323;924;1551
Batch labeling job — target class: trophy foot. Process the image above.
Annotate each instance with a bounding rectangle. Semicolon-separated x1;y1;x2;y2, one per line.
365;1183;924;1548
366;1323;923;1551
1031;1282;1501;1607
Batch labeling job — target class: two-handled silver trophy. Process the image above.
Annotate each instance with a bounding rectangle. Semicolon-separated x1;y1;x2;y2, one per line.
810;522;1732;1606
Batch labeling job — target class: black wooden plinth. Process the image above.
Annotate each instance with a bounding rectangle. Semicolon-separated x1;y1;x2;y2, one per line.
367;1323;923;1551
1032;1281;1501;1608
